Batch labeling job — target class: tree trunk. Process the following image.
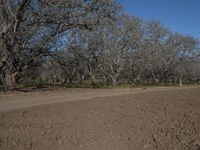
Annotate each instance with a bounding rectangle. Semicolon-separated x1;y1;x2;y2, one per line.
0;46;17;90
3;69;16;90
179;77;182;87
89;71;96;86
111;76;118;87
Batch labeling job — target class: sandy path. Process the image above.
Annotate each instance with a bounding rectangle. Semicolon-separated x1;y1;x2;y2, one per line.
0;86;198;112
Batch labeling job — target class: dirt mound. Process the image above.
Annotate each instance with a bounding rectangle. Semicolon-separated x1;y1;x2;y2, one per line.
0;88;200;150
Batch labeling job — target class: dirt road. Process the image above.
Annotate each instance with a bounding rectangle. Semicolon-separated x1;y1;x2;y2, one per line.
0;86;200;150
0;86;196;112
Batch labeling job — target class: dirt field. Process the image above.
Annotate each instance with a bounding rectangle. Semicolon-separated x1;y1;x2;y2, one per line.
0;87;200;150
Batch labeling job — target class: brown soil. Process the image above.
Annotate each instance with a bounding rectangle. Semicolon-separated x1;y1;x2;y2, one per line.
0;87;200;150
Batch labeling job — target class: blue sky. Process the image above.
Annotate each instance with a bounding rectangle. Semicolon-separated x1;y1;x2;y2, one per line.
118;0;200;39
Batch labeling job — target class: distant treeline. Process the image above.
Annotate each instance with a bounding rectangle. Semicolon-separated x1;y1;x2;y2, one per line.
0;0;200;90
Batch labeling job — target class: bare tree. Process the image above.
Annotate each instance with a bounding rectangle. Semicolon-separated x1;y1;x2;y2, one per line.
0;0;119;90
128;20;170;84
165;33;200;86
97;15;142;86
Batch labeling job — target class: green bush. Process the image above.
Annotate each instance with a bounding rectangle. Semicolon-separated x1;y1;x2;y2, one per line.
18;78;48;89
